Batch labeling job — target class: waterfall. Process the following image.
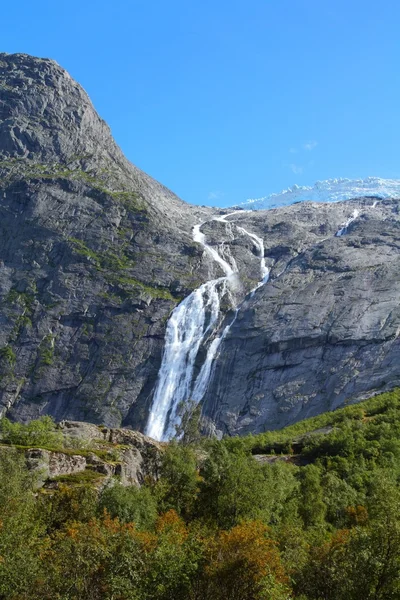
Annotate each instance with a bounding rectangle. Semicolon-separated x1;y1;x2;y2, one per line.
145;212;269;441
146;200;383;440
144;277;229;441
336;209;360;236
191;218;271;397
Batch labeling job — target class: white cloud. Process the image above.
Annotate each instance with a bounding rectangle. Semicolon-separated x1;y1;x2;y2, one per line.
290;164;303;175
303;140;318;151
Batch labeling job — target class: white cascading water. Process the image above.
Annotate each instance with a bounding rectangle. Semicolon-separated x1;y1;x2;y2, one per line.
145;213;269;441
336;209;360;236
236;223;270;295
145;195;381;440
144;276;227;441
190;214;270;404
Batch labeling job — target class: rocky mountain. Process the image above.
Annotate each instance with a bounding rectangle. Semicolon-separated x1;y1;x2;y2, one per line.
202;200;400;434
0;52;214;427
0;52;399;438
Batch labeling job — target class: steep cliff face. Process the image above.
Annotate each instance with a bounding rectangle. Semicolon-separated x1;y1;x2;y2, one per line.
1;52;400;437
203;199;400;434
0;52;215;427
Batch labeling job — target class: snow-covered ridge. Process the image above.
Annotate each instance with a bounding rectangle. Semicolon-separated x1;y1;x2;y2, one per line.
238;177;400;210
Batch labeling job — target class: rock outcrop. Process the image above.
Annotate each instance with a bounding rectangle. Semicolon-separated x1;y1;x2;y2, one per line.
24;420;163;486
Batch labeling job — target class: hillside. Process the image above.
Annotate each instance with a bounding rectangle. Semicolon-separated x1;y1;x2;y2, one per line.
1;388;400;598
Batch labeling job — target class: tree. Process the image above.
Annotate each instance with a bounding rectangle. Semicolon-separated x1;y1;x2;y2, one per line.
0;416;63;448
98;483;157;530
197;443;291;529
143;510;203;600
297;464;326;528
155;442;200;519
321;471;358;528
0;449;44;599
42;483;97;532
36;514;154;600
203;521;290;600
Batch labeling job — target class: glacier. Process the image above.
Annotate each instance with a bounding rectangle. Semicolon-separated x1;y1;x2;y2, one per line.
239;177;400;210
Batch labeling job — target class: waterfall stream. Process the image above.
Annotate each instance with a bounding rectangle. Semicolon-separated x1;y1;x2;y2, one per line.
336;209;360;236
146;201;377;441
145;213;269;441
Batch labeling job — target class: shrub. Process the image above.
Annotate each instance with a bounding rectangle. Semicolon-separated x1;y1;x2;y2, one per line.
98;484;158;530
0;416;63;448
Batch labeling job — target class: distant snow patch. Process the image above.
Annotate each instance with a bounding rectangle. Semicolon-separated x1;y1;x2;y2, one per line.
238;177;400;210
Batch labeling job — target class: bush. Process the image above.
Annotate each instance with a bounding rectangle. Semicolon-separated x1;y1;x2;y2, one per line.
0;416;63;448
98;483;158;530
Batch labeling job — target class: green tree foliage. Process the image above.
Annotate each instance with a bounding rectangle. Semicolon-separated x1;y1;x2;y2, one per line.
197;442;296;529
143;510;203;600
298;464;326;528
154;441;200;518
0;449;44;599
0;415;63;448
98;484;158;530
42;483;98;532
1;389;400;598
201;521;291;600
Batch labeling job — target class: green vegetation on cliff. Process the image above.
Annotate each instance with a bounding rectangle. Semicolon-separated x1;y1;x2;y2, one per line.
0;158;147;215
1;388;400;599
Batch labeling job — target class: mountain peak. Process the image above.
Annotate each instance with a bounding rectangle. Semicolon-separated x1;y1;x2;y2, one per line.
0;52;121;167
0;52;198;223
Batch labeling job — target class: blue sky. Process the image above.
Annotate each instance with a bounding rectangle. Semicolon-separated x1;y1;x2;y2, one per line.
2;0;400;206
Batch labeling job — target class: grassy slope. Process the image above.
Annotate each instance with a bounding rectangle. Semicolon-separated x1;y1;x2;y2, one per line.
223;387;400;456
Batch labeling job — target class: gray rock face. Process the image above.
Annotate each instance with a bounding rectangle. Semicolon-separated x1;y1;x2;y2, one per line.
1;52;400;437
24;420;163;486
0;53;215;427
25;448;87;480
203;199;400;434
76;421;163;486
